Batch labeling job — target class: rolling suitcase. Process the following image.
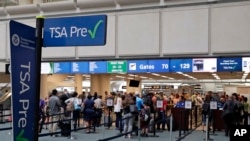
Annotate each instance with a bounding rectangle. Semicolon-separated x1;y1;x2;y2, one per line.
60;121;71;137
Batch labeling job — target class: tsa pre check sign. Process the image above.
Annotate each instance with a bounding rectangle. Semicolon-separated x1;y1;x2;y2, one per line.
43;15;107;47
10;20;37;141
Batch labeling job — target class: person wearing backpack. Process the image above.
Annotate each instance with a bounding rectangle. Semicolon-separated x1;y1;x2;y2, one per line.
140;105;151;137
65;92;81;131
201;94;211;132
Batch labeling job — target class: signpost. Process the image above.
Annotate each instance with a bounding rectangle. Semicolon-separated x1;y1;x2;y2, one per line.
107;61;127;73
10;19;42;141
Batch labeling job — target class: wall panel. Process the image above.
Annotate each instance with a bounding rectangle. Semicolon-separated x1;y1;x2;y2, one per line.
162;7;209;55
77;15;116;57
117;12;160;56
211;4;250;53
0;23;7;60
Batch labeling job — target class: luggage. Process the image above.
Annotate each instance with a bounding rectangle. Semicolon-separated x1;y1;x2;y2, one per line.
148;118;154;133
60;121;71;137
104;115;113;127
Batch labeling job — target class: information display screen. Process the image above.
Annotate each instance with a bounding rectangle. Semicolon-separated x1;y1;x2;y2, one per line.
192;58;217;72
217;57;242;72
242;57;250;72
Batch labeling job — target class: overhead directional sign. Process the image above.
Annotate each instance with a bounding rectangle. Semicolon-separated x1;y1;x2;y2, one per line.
127;60;148;73
10;20;37;141
217;57;242;72
148;59;169;73
43;15;107;47
71;62;88;73
53;62;71;73
89;61;107;73
170;59;192;72
107;61;127;73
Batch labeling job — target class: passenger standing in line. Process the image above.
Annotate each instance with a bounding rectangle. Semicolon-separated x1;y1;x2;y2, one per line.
122;93;134;139
48;89;61;137
65;92;81;131
114;93;123;130
242;97;249;126
83;94;95;133
201;94;211;132
94;95;104;127
222;95;237;136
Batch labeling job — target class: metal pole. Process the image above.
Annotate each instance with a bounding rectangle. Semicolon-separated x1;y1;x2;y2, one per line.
34;16;44;141
138;114;141;141
205;115;208;141
102;114;105;139
170;114;173;141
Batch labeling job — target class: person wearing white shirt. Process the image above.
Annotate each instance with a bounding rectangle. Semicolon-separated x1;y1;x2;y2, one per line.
114;93;123;130
65;92;81;131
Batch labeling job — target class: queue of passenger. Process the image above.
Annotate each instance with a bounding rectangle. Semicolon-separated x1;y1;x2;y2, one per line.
38;89;249;139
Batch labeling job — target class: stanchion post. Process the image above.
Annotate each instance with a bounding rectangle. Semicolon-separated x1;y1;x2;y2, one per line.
195;106;198;127
102;114;105;139
108;107;111;129
170;114;173;141
138;114;141;141
204;115;213;141
190;108;192;130
179;109;182;138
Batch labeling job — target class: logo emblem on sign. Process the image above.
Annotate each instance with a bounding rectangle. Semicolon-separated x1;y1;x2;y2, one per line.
129;63;136;70
12;34;20;46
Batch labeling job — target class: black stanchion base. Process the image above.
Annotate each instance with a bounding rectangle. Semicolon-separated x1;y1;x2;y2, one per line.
149;135;159;137
203;138;213;140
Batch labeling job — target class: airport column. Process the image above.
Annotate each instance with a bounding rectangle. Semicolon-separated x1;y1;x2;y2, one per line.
90;74;110;97
126;79;142;94
40;74;48;99
75;74;83;95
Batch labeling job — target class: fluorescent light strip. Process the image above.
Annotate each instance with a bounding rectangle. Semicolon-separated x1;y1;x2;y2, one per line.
151;73;160;76
115;75;125;78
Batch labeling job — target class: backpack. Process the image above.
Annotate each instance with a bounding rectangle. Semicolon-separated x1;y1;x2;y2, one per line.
66;100;74;112
140;108;150;121
202;102;210;115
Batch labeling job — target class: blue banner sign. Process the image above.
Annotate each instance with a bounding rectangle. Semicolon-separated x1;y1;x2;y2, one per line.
217;57;242;72
170;59;193;72
53;62;71;73
127;60;148;73
10;20;37;141
43;15;107;47
148;59;169;73
89;61;107;73
71;62;88;73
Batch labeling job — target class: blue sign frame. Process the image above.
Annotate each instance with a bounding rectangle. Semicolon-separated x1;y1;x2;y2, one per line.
89;61;107;73
217;57;242;72
43;15;107;47
10;20;37;141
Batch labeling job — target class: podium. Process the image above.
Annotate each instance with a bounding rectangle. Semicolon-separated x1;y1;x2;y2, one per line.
172;108;190;131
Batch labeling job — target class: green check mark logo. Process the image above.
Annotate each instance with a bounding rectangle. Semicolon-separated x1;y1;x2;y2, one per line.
88;20;104;39
16;129;28;141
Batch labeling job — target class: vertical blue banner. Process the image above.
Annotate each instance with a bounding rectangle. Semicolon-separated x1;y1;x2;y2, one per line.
10;20;37;141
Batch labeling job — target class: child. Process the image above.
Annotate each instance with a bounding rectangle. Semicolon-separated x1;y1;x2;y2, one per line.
140;105;151;137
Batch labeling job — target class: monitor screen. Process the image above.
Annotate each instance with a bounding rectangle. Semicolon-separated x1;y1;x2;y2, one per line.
129;80;140;87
